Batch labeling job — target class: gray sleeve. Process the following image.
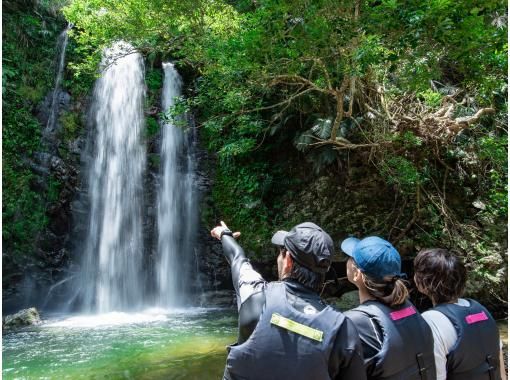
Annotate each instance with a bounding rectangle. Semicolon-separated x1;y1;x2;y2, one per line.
237;261;266;309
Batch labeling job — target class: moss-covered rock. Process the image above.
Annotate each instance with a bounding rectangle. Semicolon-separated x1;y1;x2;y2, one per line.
3;307;41;329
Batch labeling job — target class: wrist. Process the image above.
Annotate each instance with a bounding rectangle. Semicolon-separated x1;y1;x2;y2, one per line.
220;229;233;239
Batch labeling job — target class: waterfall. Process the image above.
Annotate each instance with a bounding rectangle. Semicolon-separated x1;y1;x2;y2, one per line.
156;62;198;307
79;41;146;313
44;23;72;142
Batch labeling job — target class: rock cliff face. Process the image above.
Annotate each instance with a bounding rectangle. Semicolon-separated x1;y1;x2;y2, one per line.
3;87;87;313
182;116;237;299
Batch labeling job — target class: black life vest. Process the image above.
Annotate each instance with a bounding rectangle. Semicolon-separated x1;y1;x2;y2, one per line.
349;300;436;380
433;299;501;380
225;282;345;380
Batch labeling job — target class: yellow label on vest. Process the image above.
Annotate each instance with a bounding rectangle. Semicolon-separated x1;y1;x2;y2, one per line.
270;313;324;342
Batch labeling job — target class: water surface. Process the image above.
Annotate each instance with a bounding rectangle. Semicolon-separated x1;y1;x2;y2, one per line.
3;309;236;380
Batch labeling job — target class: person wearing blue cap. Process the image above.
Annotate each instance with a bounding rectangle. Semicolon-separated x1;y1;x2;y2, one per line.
340;236;436;380
211;221;366;380
414;248;506;380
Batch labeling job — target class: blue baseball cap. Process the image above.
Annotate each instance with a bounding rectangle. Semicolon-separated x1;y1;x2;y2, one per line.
340;236;405;280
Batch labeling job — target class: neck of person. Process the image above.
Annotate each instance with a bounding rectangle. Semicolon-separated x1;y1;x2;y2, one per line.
432;297;459;307
357;285;376;304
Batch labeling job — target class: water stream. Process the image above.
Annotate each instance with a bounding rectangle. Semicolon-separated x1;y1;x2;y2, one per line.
78;42;146;313
156;62;198;307
43;23;72;144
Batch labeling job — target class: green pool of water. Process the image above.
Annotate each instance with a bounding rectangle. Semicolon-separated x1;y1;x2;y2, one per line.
2;308;237;380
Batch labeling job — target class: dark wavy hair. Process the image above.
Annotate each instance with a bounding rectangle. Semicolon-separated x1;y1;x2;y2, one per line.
413;248;467;304
288;258;325;292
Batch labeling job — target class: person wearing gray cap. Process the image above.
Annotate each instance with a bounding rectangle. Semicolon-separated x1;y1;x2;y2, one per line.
211;221;366;380
340;236;436;380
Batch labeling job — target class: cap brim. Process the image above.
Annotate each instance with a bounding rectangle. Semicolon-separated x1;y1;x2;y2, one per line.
340;237;360;256
271;230;288;246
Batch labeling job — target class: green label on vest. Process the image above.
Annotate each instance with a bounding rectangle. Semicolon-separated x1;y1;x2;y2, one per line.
270;313;324;342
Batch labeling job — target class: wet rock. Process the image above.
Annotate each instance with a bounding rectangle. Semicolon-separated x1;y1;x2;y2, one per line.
70;199;88;215
200;290;236;308
33;151;54;166
47;206;71;236
36;89;71;128
36;93;53;126
43;248;69;267
3;307;41;329
198;237;233;290
39;231;65;252
67;136;85;156
59;91;71;109
24;157;50;176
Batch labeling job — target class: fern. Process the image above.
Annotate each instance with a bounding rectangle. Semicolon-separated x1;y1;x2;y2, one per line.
311;118;332;139
294;117;333;152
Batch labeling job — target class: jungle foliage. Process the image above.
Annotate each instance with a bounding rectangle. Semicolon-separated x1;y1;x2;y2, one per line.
2;1;68;272
5;0;508;306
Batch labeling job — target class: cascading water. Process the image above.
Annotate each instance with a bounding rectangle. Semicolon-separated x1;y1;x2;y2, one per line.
79;41;146;313
156;62;198;307
44;23;72;143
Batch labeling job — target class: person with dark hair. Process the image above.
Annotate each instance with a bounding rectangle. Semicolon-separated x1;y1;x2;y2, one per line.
340;236;436;380
211;221;366;380
414;248;506;380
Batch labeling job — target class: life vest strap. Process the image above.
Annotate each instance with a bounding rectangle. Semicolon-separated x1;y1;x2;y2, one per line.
416;352;428;380
486;354;497;380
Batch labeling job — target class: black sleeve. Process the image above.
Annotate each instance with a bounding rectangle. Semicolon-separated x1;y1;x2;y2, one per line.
220;235;250;295
344;309;384;378
329;317;367;380
220;235;267;343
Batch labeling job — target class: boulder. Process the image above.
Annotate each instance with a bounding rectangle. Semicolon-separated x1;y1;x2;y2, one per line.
3;307;41;329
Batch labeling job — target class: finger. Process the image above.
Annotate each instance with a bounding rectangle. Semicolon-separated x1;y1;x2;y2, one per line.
233;232;241;239
220;221;227;228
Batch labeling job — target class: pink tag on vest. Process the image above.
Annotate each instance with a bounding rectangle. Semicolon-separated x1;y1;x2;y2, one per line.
465;311;488;324
390;306;416;321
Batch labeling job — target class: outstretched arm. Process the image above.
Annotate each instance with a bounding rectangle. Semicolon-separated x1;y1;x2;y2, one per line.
211;221;267;343
211;221;266;305
211;221;247;297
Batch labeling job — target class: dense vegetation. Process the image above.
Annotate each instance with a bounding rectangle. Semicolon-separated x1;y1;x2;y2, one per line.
2;0;69;280
3;0;507;308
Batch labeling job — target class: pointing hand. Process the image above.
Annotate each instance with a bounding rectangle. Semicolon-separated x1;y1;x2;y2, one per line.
210;221;241;240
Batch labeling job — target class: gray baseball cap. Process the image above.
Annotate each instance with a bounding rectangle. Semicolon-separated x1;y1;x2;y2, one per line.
271;222;333;274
